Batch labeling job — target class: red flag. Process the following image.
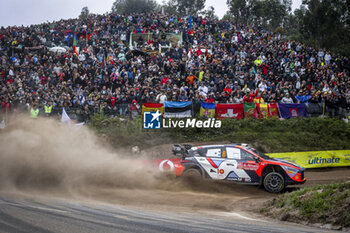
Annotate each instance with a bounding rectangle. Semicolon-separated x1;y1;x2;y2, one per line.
268;103;279;117
216;104;243;119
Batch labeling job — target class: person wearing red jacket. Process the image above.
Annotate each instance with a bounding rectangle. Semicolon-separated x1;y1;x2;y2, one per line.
129;99;140;119
243;89;258;103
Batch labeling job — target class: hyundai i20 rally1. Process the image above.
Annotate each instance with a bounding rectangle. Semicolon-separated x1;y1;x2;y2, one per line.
171;144;306;193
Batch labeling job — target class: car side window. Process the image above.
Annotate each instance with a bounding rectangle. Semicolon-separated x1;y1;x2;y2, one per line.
206;148;222;158
196;148;207;157
241;149;255;161
226;147;241;159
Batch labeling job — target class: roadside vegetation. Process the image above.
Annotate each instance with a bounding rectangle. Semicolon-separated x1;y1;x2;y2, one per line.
89;114;350;153
261;182;350;230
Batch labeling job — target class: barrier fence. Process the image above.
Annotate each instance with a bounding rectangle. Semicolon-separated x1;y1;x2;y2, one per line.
1;101;349;124
141;102;349;120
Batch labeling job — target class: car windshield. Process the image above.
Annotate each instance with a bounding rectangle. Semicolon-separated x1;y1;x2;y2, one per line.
252;149;271;159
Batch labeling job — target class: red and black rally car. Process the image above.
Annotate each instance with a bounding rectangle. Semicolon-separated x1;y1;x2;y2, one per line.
169;143;306;193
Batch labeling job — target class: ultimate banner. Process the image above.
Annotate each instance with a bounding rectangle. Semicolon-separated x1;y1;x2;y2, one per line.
267;150;350;168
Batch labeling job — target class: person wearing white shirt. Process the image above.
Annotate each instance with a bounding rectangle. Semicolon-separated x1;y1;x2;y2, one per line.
156;92;167;104
198;82;208;97
281;93;294;103
258;80;267;92
325;53;331;65
318;49;324;62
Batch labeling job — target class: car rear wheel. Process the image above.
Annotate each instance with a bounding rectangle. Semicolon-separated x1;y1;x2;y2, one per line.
263;172;285;193
182;168;202;182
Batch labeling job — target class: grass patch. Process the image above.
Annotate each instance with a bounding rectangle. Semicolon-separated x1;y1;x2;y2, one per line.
88;115;350;152
262;182;350;229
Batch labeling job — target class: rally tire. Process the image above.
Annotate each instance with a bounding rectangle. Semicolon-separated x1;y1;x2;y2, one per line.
263;172;285;193
182;168;202;182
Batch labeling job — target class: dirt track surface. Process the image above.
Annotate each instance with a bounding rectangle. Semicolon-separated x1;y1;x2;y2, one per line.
303;168;350;186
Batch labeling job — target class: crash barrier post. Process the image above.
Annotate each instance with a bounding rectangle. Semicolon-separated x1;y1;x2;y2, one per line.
267;150;350;168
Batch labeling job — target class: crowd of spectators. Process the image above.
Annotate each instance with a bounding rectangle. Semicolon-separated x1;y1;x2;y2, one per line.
0;11;349;122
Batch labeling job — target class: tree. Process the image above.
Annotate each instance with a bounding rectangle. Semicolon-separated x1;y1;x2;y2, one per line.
226;0;291;30
295;0;350;56
79;6;90;19
203;6;218;20
222;12;235;22
112;0;159;14
226;0;248;24
163;0;206;17
162;0;178;15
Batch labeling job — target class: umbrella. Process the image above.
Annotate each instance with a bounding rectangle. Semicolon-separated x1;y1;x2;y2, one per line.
49;47;67;53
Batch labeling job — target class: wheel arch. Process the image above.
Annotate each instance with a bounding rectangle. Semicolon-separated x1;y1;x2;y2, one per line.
183;164;204;178
260;165;287;186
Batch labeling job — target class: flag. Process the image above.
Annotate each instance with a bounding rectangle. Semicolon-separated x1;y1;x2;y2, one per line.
61;108;71;124
66;33;73;46
142;103;164;115
73;34;79;56
164;101;192;118
257;103;281;118
216;104;243;119
189;15;192;29
268;103;279;117
61;108;84;126
278;103;308;119
257;103;269;118
244;103;259;118
200;103;215;118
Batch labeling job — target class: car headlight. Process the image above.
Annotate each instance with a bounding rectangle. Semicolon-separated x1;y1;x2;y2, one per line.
281;165;299;177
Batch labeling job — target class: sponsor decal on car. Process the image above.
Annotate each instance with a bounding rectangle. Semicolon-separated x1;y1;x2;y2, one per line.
237;162;259;170
237;177;251;182
158;160;175;172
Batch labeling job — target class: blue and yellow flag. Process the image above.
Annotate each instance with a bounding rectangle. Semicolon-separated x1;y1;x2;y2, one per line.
200;103;216;118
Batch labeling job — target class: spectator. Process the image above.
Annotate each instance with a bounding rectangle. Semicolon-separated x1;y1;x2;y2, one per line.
30;104;39;118
281;93;294;103
0;11;347;122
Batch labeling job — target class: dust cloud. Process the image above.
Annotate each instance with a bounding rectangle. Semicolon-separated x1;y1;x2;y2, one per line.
0;116;269;212
0;116;159;194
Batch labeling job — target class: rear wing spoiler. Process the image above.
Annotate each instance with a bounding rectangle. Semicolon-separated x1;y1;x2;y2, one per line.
172;144;192;157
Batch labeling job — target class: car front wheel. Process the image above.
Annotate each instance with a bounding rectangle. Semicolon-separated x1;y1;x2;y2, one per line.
263;172;285;193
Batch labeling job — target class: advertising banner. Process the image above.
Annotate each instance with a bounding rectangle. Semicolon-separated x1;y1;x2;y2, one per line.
267;150;350;168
